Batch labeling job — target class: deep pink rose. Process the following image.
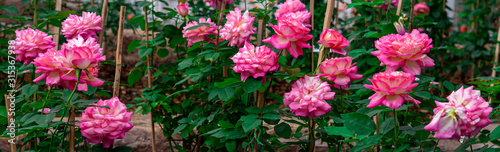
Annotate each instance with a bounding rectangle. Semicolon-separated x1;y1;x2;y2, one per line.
414;2;430;16
220;8;256;47
182;18;218;47
274;0;307;19
320;57;362;89
231;42;279;82
59;36;105;70
62;12;101;40
14;27;57;65
177;4;189;17
364;71;420;109
317;29;349;55
263;18;312;58
284;75;335;118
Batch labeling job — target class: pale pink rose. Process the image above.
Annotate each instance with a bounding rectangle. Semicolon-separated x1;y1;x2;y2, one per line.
220;8;256;47
231;42;279;82
425;86;492;140
203;0;233;9
364;71;420;109
59;36;105;70
414;2;430;16
38;108;59;114
79;97;133;148
263;18;312;58
14;27;57;65
182;18;218;47
280;10;311;26
61;12;101;40
372;29;434;75
373;0;398;9
317;29;349;55
320;57;362;89
283;75;335;118
177;4;189;17
274;0;307;19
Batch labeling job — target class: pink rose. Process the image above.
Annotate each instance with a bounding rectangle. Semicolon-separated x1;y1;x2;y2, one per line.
203;0;233;9
79;97;134;148
177;4;189;17
231;42;279;82
424;86;492;140
414;2;430;16
38;108;59;114
317;29;349;55
59;36;105;70
283;75;335;118
220;8;256;47
364;71;420;109
274;0;307;19
14;27;57;65
62;12;101;40
372;29;434;75
182;18;219;47
320;57;362;89
263;18;312;58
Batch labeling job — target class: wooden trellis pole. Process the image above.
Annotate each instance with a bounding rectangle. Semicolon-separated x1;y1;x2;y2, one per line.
144;4;158;152
53;0;62;50
408;0;415;31
98;0;109;46
217;1;227;77
5;95;17;152
396;0;403;16
252;19;265;152
113;6;125;98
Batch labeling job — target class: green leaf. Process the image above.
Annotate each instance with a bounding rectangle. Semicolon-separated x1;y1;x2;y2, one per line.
414;91;431;99
138;48;153;58
137;1;153;7
262;113;281;120
157;48;169;58
454;138;476;152
2;5;18;14
112;146;134;152
215;78;241;88
278;56;287;67
274;123;291;138
341;112;376;137
245;107;261;113
185;23;211;31
225;141;236;152
347;49;367;59
325;126;354;138
35;113;56;126
128;40;141;53
129;15;144;24
363;31;382;38
379;117;394;135
178;58;194;70
219;121;234;129
443;81;454;91
242;77;261;93
350;134;383;152
490;125;500;141
494;66;500;72
218;87;235;100
242;118;262;133
127;69;142;87
171;124;188;136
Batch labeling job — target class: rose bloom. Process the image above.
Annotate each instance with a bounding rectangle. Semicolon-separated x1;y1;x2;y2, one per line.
263;18;312;58
320;57;362;89
220;8;256;47
38;108;59;114
424;86;492;140
283;75;335;118
177;4;189;17
372;29;434;75
79;97;134;148
14;27;57;65
182;18;218;47
61;12;101;40
364;71;420;109
59;36;105;70
231;42;279;82
317;29;349;55
274;0;307;19
414;2;430;16
203;0;233;9
460;24;468;33
373;0;398;9
279;10;311;26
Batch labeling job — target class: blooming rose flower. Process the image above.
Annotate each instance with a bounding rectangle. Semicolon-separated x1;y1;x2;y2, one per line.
38;108;59;114
59;36;105;70
14;27;57;65
460;24;468;33
177;4;189;17
372;29;434;75
280;10;311;26
320;57;362;89
61;12;101;40
317;29;349;55
220;8;256;47
364;71;420;109
203;0;233;9
414;2;430;16
283;75;335;118
373;0;398;9
79;97;134;148
231;42;279;82
182;18;218;47
263;18;312;58
274;0;307;19
424;86;492;140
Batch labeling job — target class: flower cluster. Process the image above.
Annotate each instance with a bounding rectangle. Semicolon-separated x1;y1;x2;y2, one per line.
14;28;57;65
220;8;256;47
231;42;279;82
182;18;219;47
364;71;420;109
372;29;434;75
283;75;335;118
79;97;134;148
61;12;102;40
318;29;349;55
424;86;492;140
320;57;362;89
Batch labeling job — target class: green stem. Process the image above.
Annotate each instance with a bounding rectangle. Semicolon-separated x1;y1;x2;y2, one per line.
433;139;439;152
393;109;398;150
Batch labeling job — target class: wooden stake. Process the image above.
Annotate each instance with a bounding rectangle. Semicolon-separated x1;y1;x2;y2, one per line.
489;25;500;104
310;0;315;72
53;0;62;50
396;0;403;16
408;0;415;31
5;95;17;152
113;6;126;98
70;105;75;152
91;0;95;7
144;5;158;152
252;19;265;152
217;1;227;77
98;0;109;46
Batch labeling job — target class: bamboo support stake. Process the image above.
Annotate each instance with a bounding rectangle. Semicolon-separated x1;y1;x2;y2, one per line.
408;0;415;31
5;95;17;152
489;25;500;104
53;0;62;50
98;0;109;46
91;0;95;7
310;0;315;72
144;5;158;152
396;0;403;16
113;6;126;98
